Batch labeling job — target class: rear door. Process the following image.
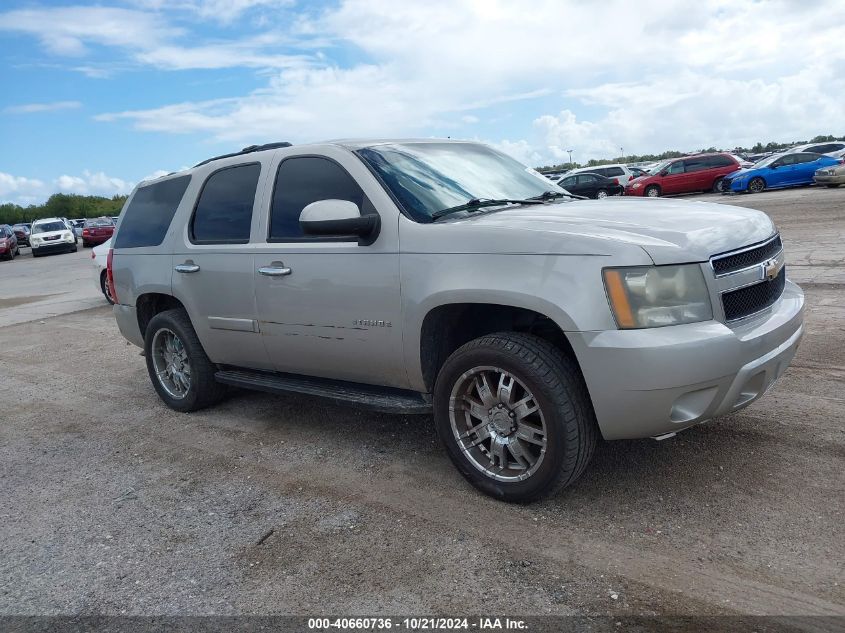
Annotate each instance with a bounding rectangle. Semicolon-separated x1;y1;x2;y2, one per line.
791;153;824;184
170;161;273;370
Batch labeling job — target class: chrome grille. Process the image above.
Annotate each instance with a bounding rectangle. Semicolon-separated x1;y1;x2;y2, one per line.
722;267;786;321
710;233;787;322
711;234;782;275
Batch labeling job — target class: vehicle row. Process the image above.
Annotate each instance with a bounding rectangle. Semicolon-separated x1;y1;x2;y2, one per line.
0;216;117;262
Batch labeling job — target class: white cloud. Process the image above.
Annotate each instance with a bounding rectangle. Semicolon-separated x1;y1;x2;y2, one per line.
85;0;845;164
0;170;135;206
130;0;294;24
0;173;46;201
4;101;81;114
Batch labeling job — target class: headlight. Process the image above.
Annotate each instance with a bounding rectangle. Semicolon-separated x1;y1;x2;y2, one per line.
631;182;642;188
31;236;41;243
603;265;713;328
64;232;74;241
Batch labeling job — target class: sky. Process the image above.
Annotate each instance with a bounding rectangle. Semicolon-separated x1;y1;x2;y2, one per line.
1;0;844;206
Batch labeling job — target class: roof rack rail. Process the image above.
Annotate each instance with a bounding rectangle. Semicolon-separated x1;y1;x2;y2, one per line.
193;141;292;168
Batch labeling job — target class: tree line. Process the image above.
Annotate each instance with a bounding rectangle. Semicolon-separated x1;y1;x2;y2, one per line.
0;193;128;226
536;134;845;173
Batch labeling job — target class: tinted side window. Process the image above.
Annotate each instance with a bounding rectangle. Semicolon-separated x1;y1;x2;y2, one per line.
604;167;624;177
561;177;576;187
270;157;366;241
793;153;818;164
191;164;260;244
708;155;733;167
667;161;684;174
114;176;191;249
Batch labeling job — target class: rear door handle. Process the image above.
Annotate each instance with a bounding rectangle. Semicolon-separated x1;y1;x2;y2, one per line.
174;263;200;273
258;265;292;277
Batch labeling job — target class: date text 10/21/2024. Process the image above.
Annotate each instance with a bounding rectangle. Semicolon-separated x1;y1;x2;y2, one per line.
307;617;528;630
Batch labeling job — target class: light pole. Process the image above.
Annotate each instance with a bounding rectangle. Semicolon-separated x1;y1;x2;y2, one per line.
620;147;624;161
567;149;573;166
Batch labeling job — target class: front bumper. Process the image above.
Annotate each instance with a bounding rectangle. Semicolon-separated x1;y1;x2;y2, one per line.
813;175;845;185
567;280;804;440
31;241;75;254
624;185;646;196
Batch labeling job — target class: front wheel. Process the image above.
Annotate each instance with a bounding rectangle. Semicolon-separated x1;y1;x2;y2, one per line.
748;177;766;193
826;184;841;188
434;332;597;502
644;185;660;197
144;308;225;412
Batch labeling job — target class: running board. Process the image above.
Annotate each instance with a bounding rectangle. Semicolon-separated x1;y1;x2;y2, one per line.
215;368;432;414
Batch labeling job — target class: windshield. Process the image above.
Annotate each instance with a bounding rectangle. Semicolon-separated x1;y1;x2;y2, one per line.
32;221;67;234
753;154;781;168
85;218;114;227
648;160;672;174
356;142;567;222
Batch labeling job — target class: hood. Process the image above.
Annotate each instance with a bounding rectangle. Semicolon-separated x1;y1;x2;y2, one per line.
429;198;775;265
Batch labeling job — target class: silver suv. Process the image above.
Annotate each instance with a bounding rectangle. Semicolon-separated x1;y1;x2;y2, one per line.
110;139;804;501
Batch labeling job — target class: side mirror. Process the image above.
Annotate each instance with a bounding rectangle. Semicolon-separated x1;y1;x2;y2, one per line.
658;171;668;177
770;163;779;169
300;199;379;244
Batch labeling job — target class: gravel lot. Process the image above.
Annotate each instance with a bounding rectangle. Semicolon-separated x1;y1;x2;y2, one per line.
1;187;843;622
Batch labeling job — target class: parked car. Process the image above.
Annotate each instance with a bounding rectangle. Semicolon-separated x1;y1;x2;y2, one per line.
628;166;649;178
59;217;79;244
30;218;78;257
557;172;623;198
725;152;842;193
567;163;636;187
625;152;743;197
109;139;803;502
71;219;85;238
0;224;21;260
11;223;30;246
91;238;114;304
812;163;845;188
786;142;845;156
82;217;115;247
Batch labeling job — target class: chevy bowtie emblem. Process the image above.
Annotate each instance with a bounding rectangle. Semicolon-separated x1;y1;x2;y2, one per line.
762;257;784;281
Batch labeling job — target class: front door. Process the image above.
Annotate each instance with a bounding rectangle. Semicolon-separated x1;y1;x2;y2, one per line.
253;152;407;389
660;159;687;194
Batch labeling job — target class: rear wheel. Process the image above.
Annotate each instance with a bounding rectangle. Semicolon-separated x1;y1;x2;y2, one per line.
644;185;660;197
712;177;726;193
595;189;608;199
748;177;766;193
144;308;225;412
434;332;597;502
826;184;841;188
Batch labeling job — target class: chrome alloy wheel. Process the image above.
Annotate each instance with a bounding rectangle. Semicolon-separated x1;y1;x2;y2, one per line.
449;366;548;482
151;328;191;399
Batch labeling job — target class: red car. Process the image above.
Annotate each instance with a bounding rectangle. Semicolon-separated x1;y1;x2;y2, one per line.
82;217;115;247
625;152;742;197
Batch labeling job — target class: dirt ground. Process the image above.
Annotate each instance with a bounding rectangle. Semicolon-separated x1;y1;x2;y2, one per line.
0;187;843;623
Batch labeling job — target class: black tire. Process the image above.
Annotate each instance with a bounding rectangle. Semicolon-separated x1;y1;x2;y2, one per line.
70;243;78;253
644;185;661;198
826;184;841;188
595;189;608;199
100;271;115;305
433;332;598;502
748;177;766;193
712;177;725;193
144;308;225;412
32;250;41;258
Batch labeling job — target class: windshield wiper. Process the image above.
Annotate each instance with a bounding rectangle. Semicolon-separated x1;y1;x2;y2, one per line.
431;197;545;221
527;190;585;201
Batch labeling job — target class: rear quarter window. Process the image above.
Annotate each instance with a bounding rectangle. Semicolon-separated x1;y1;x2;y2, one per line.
603;167;625;177
114;176;191;249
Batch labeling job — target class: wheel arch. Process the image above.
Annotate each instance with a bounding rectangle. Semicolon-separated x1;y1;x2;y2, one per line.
416;299;582;394
136;292;188;338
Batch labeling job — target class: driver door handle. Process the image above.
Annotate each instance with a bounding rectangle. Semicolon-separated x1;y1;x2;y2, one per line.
174;263;200;273
258;263;292;277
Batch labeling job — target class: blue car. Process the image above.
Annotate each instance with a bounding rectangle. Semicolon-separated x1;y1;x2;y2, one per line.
726;152;841;193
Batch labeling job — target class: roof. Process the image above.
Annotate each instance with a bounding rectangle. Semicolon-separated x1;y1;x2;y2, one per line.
31;217;64;224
